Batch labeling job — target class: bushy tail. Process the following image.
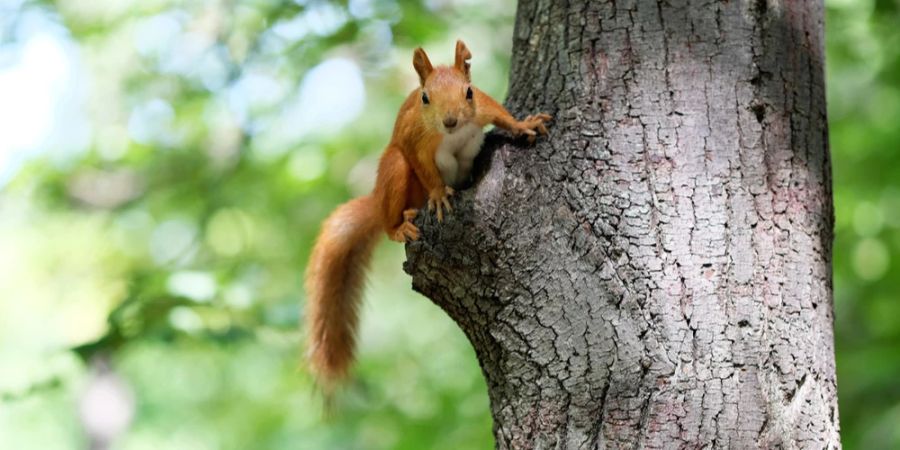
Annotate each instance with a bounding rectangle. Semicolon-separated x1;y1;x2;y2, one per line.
304;195;381;390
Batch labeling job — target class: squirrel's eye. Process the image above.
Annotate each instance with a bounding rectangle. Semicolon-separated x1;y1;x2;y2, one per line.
421;91;429;105
466;87;473;100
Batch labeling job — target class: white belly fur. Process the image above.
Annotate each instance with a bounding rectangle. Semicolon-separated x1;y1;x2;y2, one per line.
434;123;485;187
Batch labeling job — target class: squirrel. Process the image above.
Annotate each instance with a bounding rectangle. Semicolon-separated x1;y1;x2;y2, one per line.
304;40;551;390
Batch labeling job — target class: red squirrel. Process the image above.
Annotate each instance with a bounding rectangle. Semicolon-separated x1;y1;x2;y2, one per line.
304;40;551;389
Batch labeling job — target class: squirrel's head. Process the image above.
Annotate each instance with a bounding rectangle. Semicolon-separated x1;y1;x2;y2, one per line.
413;40;475;134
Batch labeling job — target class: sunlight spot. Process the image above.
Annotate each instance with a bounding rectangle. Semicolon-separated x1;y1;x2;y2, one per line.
168;306;203;333
853;201;884;237
289;149;326;181
128;98;175;145
224;283;253;309
150;219;197;265
167;271;217;302
880;188;900;228
271;2;347;41
206;209;255;256
293;58;365;131
226;71;287;127
0;26;86;183
133;12;183;58
853;238;889;281
349;0;374;18
253;58;364;157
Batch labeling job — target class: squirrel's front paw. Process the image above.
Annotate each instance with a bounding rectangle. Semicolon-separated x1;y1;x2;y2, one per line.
513;113;552;143
427;186;454;222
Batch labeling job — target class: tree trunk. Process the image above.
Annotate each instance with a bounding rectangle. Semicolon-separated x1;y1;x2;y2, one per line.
404;0;840;448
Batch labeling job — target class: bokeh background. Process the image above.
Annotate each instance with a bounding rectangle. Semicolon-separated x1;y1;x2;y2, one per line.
0;0;896;448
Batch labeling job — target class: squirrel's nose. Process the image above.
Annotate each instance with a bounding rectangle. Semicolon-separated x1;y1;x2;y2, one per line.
443;116;458;129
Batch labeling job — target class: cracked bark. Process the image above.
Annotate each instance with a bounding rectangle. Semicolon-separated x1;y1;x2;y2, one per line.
404;0;840;448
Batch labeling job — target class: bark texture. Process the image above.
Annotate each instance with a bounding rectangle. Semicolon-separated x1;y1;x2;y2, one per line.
404;0;840;448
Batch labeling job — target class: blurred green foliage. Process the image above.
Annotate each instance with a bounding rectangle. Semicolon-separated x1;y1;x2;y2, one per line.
0;0;897;448
828;0;900;447
0;0;515;448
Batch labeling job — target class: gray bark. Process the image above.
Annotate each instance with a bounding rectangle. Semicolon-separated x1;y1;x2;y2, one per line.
404;0;840;448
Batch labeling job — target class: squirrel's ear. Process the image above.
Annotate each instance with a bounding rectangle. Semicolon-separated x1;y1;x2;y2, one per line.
413;48;433;86
454;40;472;80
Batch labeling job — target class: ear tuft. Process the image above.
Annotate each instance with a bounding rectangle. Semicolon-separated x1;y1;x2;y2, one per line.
455;40;472;80
413;48;433;86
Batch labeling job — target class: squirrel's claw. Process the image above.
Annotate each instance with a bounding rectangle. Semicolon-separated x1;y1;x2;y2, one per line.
427;186;454;222
390;220;420;242
402;222;420;241
516;113;552;143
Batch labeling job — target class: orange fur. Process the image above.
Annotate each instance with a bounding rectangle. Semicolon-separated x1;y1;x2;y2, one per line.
304;40;551;390
305;195;381;388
